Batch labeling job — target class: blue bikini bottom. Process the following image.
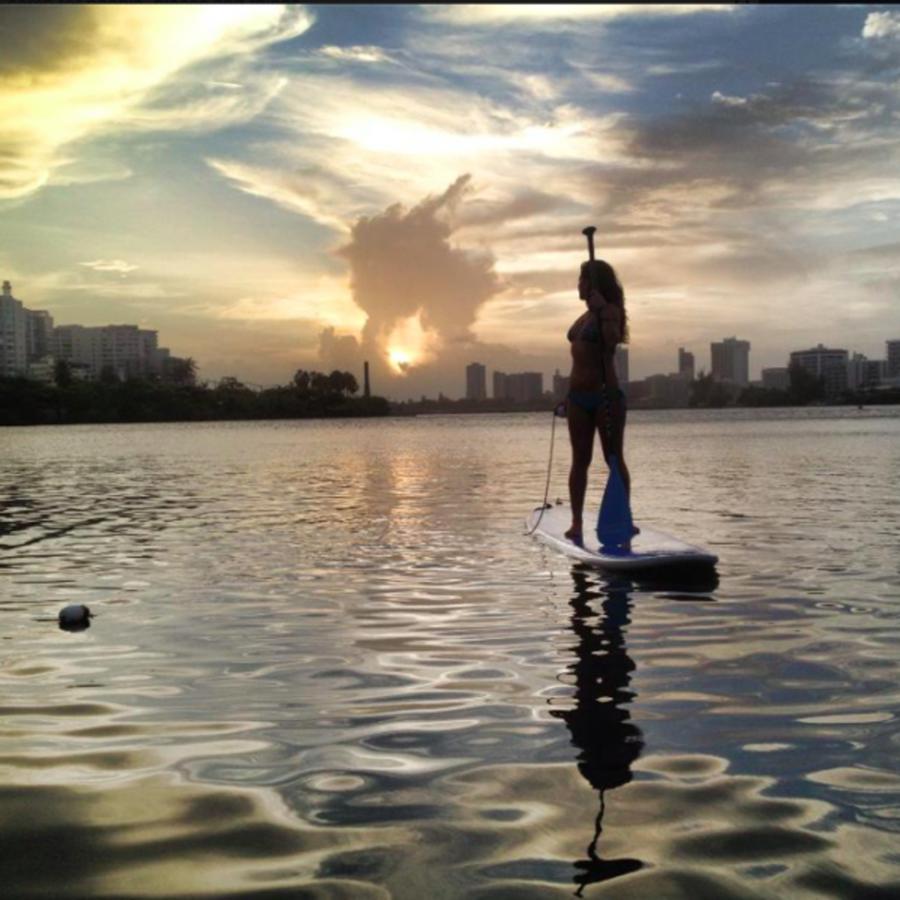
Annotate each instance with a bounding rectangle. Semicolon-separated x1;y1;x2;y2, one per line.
568;387;626;414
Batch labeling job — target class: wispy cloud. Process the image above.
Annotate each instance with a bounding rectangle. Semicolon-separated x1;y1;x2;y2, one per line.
79;259;140;274
0;5;313;198
317;45;396;64
423;5;734;26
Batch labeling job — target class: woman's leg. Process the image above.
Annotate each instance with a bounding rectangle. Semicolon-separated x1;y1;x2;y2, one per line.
567;399;595;540
597;393;630;500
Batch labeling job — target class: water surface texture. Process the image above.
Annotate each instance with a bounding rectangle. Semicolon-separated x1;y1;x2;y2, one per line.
2;408;900;898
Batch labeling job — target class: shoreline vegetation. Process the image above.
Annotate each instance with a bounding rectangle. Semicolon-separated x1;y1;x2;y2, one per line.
0;367;390;426
2;365;898;426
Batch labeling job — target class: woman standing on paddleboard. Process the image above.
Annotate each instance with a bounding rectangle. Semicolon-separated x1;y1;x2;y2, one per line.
564;258;631;546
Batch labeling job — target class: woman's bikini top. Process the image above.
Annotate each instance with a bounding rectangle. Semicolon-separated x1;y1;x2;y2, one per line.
567;312;602;344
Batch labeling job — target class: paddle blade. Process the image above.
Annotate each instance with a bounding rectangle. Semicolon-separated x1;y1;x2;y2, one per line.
596;456;634;550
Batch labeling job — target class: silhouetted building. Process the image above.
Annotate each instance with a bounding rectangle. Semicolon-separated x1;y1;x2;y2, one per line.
466;362;486;401
678;347;694;381
553;368;570;401
26;309;54;361
887;340;900;378
762;367;789;391
710;336;750;386
493;370;543;402
847;353;884;390
614;345;629;385
643;373;690;408
0;281;27;377
364;360;371;398
790;344;848;397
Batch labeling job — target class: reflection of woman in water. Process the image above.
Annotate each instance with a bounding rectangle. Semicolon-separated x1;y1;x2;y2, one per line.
551;567;644;893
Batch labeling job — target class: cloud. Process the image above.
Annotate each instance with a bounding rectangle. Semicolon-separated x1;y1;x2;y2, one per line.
214;71;630;238
711;90;748;107
423;5;733;26
317;45;396;64
336;175;501;362
0;5;313;198
862;12;900;40
79;259;140;274
206;158;359;231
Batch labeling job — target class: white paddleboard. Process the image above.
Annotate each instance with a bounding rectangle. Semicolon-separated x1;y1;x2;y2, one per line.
527;504;718;571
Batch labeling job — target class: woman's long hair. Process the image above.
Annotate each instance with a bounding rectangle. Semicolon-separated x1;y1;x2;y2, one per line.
581;259;628;344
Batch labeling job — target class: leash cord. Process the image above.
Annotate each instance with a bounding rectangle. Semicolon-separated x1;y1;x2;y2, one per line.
526;407;560;535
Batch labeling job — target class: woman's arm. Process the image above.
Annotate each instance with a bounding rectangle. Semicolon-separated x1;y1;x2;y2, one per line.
600;304;623;348
588;290;623;347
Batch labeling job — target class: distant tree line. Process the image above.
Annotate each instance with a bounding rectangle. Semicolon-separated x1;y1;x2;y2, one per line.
691;362;900;408
0;367;389;426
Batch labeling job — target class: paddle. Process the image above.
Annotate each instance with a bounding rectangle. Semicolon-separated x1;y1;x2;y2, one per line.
581;227;635;551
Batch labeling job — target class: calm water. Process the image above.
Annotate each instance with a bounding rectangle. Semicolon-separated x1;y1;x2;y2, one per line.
2;408;900;898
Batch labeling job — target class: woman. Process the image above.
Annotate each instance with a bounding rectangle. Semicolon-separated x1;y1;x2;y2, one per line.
564;259;631;546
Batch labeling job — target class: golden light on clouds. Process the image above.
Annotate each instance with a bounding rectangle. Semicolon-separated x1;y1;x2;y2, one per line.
219;274;366;332
386;312;437;375
0;4;312;197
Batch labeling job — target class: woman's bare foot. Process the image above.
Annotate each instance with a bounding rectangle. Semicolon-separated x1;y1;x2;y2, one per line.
565;524;583;547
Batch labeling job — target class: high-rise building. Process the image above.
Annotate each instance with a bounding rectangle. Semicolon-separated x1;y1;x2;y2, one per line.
710;336;750;385
678;347;695;381
552;368;570;401
466;362;486;401
0;281;28;377
848;353;885;390
761;367;790;391
493;371;543;402
54;324;164;379
789;344;848;397
615;346;629;385
26;309;54;361
887;339;900;378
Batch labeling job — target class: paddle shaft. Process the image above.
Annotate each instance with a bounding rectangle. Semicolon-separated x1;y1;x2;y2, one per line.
581;226;613;445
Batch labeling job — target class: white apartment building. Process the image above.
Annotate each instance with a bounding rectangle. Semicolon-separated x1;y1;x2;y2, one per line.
53;324;163;379
847;353;885;390
711;336;751;386
789;344;848;397
0;281;27;377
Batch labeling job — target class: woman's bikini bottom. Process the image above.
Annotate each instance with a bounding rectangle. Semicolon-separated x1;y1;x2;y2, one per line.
568;387;627;415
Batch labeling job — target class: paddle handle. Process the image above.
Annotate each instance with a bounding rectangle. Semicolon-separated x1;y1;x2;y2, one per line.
582;226;596;262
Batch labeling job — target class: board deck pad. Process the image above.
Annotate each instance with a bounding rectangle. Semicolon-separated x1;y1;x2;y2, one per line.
528;504;718;570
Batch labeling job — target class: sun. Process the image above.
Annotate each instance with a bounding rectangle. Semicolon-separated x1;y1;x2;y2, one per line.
384;312;437;375
389;348;412;373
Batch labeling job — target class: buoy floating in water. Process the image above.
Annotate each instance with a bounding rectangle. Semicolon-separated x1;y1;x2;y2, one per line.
58;604;93;632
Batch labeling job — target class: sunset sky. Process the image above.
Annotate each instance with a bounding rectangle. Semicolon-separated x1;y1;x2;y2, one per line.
2;4;899;398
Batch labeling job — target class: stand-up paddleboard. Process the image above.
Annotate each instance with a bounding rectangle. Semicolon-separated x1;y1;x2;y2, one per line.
527;503;718;571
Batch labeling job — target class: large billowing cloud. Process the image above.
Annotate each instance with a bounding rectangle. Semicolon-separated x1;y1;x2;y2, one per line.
339;175;499;346
317;176;539;395
0;4;312;198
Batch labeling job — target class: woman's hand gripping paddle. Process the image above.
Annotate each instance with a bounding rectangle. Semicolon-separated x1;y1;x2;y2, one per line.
582;226;635;552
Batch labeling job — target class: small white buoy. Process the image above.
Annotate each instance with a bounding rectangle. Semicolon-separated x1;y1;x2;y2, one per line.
58;604;93;631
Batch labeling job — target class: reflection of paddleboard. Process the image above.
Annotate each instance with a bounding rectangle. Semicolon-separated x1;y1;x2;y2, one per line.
527;504;718;571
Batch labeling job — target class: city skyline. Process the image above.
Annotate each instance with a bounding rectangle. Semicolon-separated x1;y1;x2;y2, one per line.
3;276;898;400
3;6;900;398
